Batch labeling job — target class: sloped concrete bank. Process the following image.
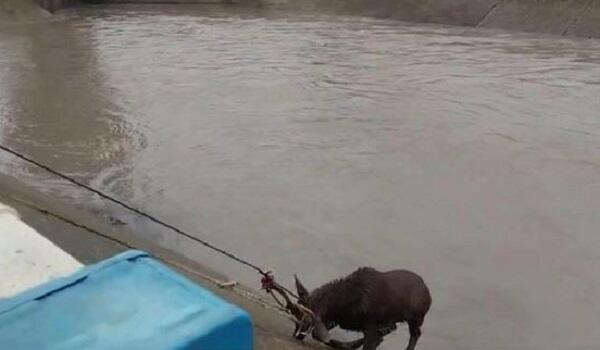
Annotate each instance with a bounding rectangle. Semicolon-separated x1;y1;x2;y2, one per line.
0;173;315;350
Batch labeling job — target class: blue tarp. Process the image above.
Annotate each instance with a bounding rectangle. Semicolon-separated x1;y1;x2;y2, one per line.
0;250;253;350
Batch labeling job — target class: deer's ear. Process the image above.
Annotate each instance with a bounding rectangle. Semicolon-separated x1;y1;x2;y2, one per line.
295;275;309;301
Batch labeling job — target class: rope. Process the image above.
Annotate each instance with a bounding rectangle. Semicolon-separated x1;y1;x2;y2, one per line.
0;143;304;320
1;192;300;324
0;144;266;275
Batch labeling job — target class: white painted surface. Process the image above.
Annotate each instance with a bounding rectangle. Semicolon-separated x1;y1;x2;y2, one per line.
0;202;82;299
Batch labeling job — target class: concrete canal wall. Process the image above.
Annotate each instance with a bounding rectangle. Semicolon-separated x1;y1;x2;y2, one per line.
36;0;79;13
478;0;600;37
0;0;75;18
0;0;46;20
4;0;599;38
82;0;251;4
261;0;600;38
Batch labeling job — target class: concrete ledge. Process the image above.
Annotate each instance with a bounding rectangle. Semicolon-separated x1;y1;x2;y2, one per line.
0;203;82;299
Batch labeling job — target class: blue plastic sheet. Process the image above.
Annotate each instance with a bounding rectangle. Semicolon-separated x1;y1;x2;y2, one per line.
0;251;253;350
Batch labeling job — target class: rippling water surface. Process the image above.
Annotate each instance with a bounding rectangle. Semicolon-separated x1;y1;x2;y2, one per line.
1;5;600;349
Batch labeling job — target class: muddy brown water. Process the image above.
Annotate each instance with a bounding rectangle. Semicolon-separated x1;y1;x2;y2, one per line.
1;4;600;350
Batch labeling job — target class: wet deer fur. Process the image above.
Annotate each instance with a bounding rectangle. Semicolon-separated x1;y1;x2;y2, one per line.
294;267;431;350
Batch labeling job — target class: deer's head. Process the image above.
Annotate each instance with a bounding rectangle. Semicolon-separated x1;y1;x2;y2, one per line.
293;275;330;343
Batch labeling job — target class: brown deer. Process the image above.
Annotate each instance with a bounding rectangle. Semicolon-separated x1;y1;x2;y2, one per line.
293;267;431;350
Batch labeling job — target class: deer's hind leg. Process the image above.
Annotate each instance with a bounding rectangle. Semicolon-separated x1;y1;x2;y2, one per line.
406;317;423;350
378;323;397;336
362;328;383;350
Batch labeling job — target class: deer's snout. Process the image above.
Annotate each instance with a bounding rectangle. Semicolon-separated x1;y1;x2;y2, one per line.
293;320;313;341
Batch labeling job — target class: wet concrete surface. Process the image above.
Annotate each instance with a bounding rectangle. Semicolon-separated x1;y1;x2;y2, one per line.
1;4;600;350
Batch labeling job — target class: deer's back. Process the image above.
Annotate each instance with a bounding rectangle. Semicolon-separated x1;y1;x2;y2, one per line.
323;267;431;331
358;268;431;326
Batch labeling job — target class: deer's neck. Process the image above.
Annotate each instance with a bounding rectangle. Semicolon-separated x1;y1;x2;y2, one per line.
311;278;360;321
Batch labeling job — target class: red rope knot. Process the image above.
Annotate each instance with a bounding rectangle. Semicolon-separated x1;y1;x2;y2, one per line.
260;271;276;293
